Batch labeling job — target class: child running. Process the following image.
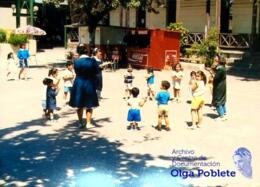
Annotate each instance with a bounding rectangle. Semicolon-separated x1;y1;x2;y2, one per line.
155;80;171;131
123;64;134;99
6;52;17;80
172;63;183;103
63;62;75;104
145;67;155;100
43;78;59;122
190;71;207;129
127;87;147;130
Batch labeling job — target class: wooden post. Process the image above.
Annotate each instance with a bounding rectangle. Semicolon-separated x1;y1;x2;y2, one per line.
251;0;257;52
206;0;211;37
215;0;221;31
176;0;180;22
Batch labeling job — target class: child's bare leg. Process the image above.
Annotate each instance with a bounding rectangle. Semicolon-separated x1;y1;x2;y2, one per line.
176;89;181;102
191;109;197;127
174;89;177;98
157;115;162;130
165;116;170;130
18;68;24;79
7;72;11;78
86;108;93;125
197;108;203;127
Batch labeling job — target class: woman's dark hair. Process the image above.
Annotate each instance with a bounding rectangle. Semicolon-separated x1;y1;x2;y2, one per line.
77;44;88;55
48;68;58;76
131;87;140;97
197;71;207;84
161;80;170;90
215;54;226;66
92;48;102;56
7;52;13;59
43;78;53;86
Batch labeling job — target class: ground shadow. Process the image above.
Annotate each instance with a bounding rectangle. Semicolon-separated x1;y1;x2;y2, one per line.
0;115;186;187
204;113;219;119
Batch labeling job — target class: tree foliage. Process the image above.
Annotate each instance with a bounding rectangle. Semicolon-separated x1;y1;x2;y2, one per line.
45;0;166;45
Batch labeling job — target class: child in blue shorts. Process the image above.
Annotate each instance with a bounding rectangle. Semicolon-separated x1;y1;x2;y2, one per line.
127;87;147;130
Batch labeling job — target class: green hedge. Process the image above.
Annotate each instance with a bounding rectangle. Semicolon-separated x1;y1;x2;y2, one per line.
8;34;28;46
0;29;7;43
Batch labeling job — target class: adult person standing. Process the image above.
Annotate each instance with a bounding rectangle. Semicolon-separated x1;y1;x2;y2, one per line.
69;44;99;128
212;55;227;121
93;48;106;100
17;44;30;80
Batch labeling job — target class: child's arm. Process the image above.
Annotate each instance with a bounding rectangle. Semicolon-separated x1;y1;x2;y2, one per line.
191;81;198;92
139;97;147;107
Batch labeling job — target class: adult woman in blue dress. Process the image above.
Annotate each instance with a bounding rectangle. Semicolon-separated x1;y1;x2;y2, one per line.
69;44;99;128
17;44;30;80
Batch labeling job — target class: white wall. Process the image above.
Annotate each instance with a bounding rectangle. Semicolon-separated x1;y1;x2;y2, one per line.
146;7;166;29
178;0;206;32
232;0;252;33
0;7;27;29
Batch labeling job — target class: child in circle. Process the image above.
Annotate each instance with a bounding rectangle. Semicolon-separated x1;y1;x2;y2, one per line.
63;62;75;103
155;80;172;131
123;64;134;99
172;63;183;103
6;52;17;80
48;68;60;87
127;87;147;130
17;44;30;80
43;78;59;121
190;71;207;129
146;67;155;100
188;71;196;101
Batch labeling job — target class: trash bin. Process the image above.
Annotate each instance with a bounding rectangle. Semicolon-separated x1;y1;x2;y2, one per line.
125;29;180;70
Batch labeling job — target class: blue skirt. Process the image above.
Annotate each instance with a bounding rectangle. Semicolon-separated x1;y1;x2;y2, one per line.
69;77;99;108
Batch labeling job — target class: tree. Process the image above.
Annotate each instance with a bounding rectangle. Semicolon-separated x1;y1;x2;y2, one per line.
45;0;165;46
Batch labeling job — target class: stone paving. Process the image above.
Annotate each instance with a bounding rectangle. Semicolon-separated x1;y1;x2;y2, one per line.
0;48;260;187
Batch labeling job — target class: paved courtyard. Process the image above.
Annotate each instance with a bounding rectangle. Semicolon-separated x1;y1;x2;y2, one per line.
0;50;260;187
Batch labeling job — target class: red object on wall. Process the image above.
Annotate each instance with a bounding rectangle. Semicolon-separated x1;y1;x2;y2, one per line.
126;29;180;70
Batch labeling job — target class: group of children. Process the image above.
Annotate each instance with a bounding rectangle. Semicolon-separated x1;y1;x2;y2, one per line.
42;62;75;121
124;63;208;131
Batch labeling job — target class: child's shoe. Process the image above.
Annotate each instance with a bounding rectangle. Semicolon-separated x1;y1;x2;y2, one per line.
155;125;162;131
136;126;141;130
165;127;171;131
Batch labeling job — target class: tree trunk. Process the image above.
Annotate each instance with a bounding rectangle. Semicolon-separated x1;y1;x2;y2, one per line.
88;25;96;48
250;0;258;52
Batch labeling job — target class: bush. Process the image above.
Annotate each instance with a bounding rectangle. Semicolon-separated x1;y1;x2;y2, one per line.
167;22;189;55
190;27;219;67
0;29;7;43
8;34;28;46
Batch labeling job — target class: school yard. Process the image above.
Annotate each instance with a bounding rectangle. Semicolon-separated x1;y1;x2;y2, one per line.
0;49;260;187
